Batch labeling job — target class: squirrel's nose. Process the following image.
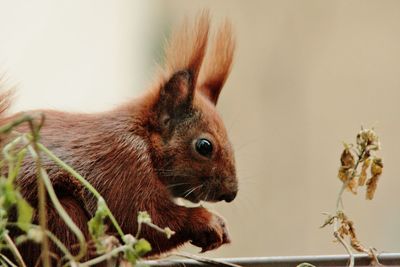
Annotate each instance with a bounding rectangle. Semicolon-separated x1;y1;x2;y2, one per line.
218;190;237;203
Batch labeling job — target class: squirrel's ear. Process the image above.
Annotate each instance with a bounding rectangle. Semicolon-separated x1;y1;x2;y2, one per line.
198;20;235;105
164;11;210;88
156;70;194;129
155;11;210;131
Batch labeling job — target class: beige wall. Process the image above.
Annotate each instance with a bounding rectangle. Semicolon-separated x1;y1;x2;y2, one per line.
188;0;400;258
2;0;400;259
0;0;161;112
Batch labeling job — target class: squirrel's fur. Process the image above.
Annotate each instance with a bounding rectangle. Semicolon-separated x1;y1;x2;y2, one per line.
0;11;237;265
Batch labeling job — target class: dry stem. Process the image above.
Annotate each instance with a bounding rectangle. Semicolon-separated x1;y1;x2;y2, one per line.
4;233;27;267
333;150;365;267
171;252;243;267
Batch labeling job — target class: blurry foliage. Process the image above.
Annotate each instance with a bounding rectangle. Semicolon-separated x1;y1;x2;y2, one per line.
0;115;172;267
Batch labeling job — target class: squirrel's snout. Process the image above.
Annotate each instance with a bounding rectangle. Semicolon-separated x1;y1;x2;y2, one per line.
218;190;237;203
216;176;238;202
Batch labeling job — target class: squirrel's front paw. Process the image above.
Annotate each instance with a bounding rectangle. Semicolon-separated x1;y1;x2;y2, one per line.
190;212;231;253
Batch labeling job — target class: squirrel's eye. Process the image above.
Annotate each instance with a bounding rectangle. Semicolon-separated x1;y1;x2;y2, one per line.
195;138;213;157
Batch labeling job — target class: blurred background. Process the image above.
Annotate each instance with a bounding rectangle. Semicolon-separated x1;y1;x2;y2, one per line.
1;0;400;259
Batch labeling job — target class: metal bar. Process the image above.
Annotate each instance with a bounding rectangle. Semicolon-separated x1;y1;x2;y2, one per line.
145;253;400;267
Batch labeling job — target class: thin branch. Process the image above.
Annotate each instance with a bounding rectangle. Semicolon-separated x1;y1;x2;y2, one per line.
32;142;51;267
0;253;18;267
24;118;51;267
78;244;129;266
332;151;365;267
45;229;76;265
135;223;142;239
143;222;168;235
0;114;34;135
171;252;243;267
38;143;126;241
333;219;354;267
25;139;87;262
3;233;27;267
7;222;76;266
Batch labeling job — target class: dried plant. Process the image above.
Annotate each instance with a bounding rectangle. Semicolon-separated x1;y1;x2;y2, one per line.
321;127;383;267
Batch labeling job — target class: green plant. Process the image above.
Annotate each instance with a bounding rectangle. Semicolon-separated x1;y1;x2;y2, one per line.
0;114;173;266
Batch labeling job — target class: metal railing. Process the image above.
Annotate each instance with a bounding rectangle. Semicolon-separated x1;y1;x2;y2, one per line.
146;253;400;267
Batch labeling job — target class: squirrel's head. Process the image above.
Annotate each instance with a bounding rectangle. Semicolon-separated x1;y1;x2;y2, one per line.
148;12;237;203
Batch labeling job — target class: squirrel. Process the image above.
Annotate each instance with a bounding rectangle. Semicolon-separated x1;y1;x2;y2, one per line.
0;11;237;265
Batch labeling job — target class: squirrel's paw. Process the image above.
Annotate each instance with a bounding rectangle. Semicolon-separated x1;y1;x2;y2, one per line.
190;212;231;253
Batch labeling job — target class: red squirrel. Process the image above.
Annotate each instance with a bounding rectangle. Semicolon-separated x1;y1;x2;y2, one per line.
0;12;237;264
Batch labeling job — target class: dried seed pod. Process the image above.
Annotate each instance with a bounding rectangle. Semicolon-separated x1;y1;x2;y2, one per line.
366;158;383;200
338;166;348;182
350;237;369;253
345;219;369;253
338;148;357;191
358;158;371;186
338;167;357;193
366;175;379;200
371;158;383;176
340;148;355;169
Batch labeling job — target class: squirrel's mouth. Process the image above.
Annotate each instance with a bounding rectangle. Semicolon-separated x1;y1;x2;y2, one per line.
168;182;237;204
174;197;201;208
168;183;204;203
172;189;202;204
170;186;222;204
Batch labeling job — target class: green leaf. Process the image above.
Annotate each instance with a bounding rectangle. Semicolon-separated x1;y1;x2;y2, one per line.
88;198;109;253
0;224;8;241
125;248;138;265
88;214;105;239
134;238;152;257
16;196;33;232
88;198;108;239
124;238;152;264
2;182;17;210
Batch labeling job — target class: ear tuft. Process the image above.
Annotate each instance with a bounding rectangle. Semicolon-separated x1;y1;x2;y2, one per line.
164;11;210;86
198;19;236;104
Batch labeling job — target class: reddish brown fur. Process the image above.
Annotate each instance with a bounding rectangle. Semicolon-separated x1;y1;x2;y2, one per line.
199;20;235;104
0;12;237;266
